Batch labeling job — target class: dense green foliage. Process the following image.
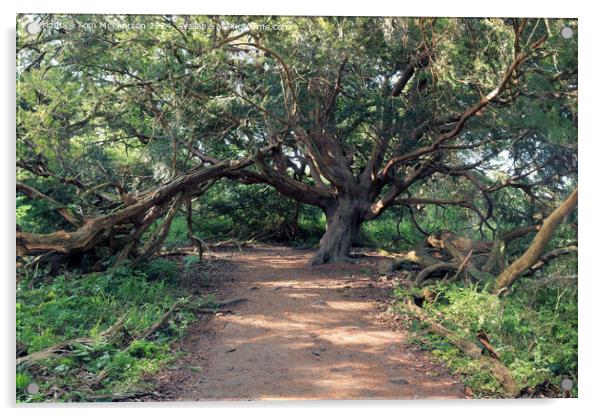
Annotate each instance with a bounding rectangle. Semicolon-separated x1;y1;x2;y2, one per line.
164;181;326;246
16;15;577;239
392;266;577;397
16;259;211;402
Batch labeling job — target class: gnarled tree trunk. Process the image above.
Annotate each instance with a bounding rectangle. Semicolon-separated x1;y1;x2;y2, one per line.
310;198;365;265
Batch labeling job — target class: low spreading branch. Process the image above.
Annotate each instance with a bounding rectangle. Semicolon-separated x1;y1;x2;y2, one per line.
494;188;578;294
16;143;282;266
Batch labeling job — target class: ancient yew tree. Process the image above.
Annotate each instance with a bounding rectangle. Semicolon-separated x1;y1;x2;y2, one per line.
17;16;577;267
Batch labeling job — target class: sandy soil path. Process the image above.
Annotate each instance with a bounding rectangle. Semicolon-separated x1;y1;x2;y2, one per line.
152;246;465;400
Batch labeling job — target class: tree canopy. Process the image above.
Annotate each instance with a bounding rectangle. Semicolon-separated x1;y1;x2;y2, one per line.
17;15;577;269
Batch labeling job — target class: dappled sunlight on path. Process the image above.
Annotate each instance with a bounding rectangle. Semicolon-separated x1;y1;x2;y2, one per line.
155;247;465;400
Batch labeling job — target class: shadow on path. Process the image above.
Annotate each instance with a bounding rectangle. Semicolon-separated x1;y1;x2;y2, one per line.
152;247;465;400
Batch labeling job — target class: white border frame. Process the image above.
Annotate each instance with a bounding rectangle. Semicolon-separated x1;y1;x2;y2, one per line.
2;2;599;415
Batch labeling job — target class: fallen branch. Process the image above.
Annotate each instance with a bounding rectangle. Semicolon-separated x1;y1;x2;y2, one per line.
208;238;256;251
17;315;126;367
450;249;474;282
476;330;499;360
139;297;248;340
415;262;458;286
402;299;519;396
212;297;248;308
140;299;187;340
196;308;233;314
86;390;151;402
390;247;442;271
427;232;492;281
156;247;200;257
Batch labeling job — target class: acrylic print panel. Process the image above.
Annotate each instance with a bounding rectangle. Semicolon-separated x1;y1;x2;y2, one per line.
16;14;577;402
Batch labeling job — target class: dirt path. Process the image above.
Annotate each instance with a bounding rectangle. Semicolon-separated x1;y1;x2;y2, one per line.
152;246;465;400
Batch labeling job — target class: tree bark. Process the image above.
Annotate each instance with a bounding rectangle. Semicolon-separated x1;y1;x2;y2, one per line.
310;198;364;265
186;197;204;260
494;188;578;294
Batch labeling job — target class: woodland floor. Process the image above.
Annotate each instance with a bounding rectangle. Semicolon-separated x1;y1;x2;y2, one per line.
147;246;466;401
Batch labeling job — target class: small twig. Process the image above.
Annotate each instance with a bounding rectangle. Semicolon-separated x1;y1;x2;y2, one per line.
140;299;186;340
449;249;473;282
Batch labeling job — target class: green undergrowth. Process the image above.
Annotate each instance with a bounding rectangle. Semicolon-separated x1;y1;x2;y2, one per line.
16;259;213;402
392;277;577;398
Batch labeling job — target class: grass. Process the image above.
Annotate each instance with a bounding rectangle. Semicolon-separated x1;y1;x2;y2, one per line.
16;259;207;402
391;275;578;397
